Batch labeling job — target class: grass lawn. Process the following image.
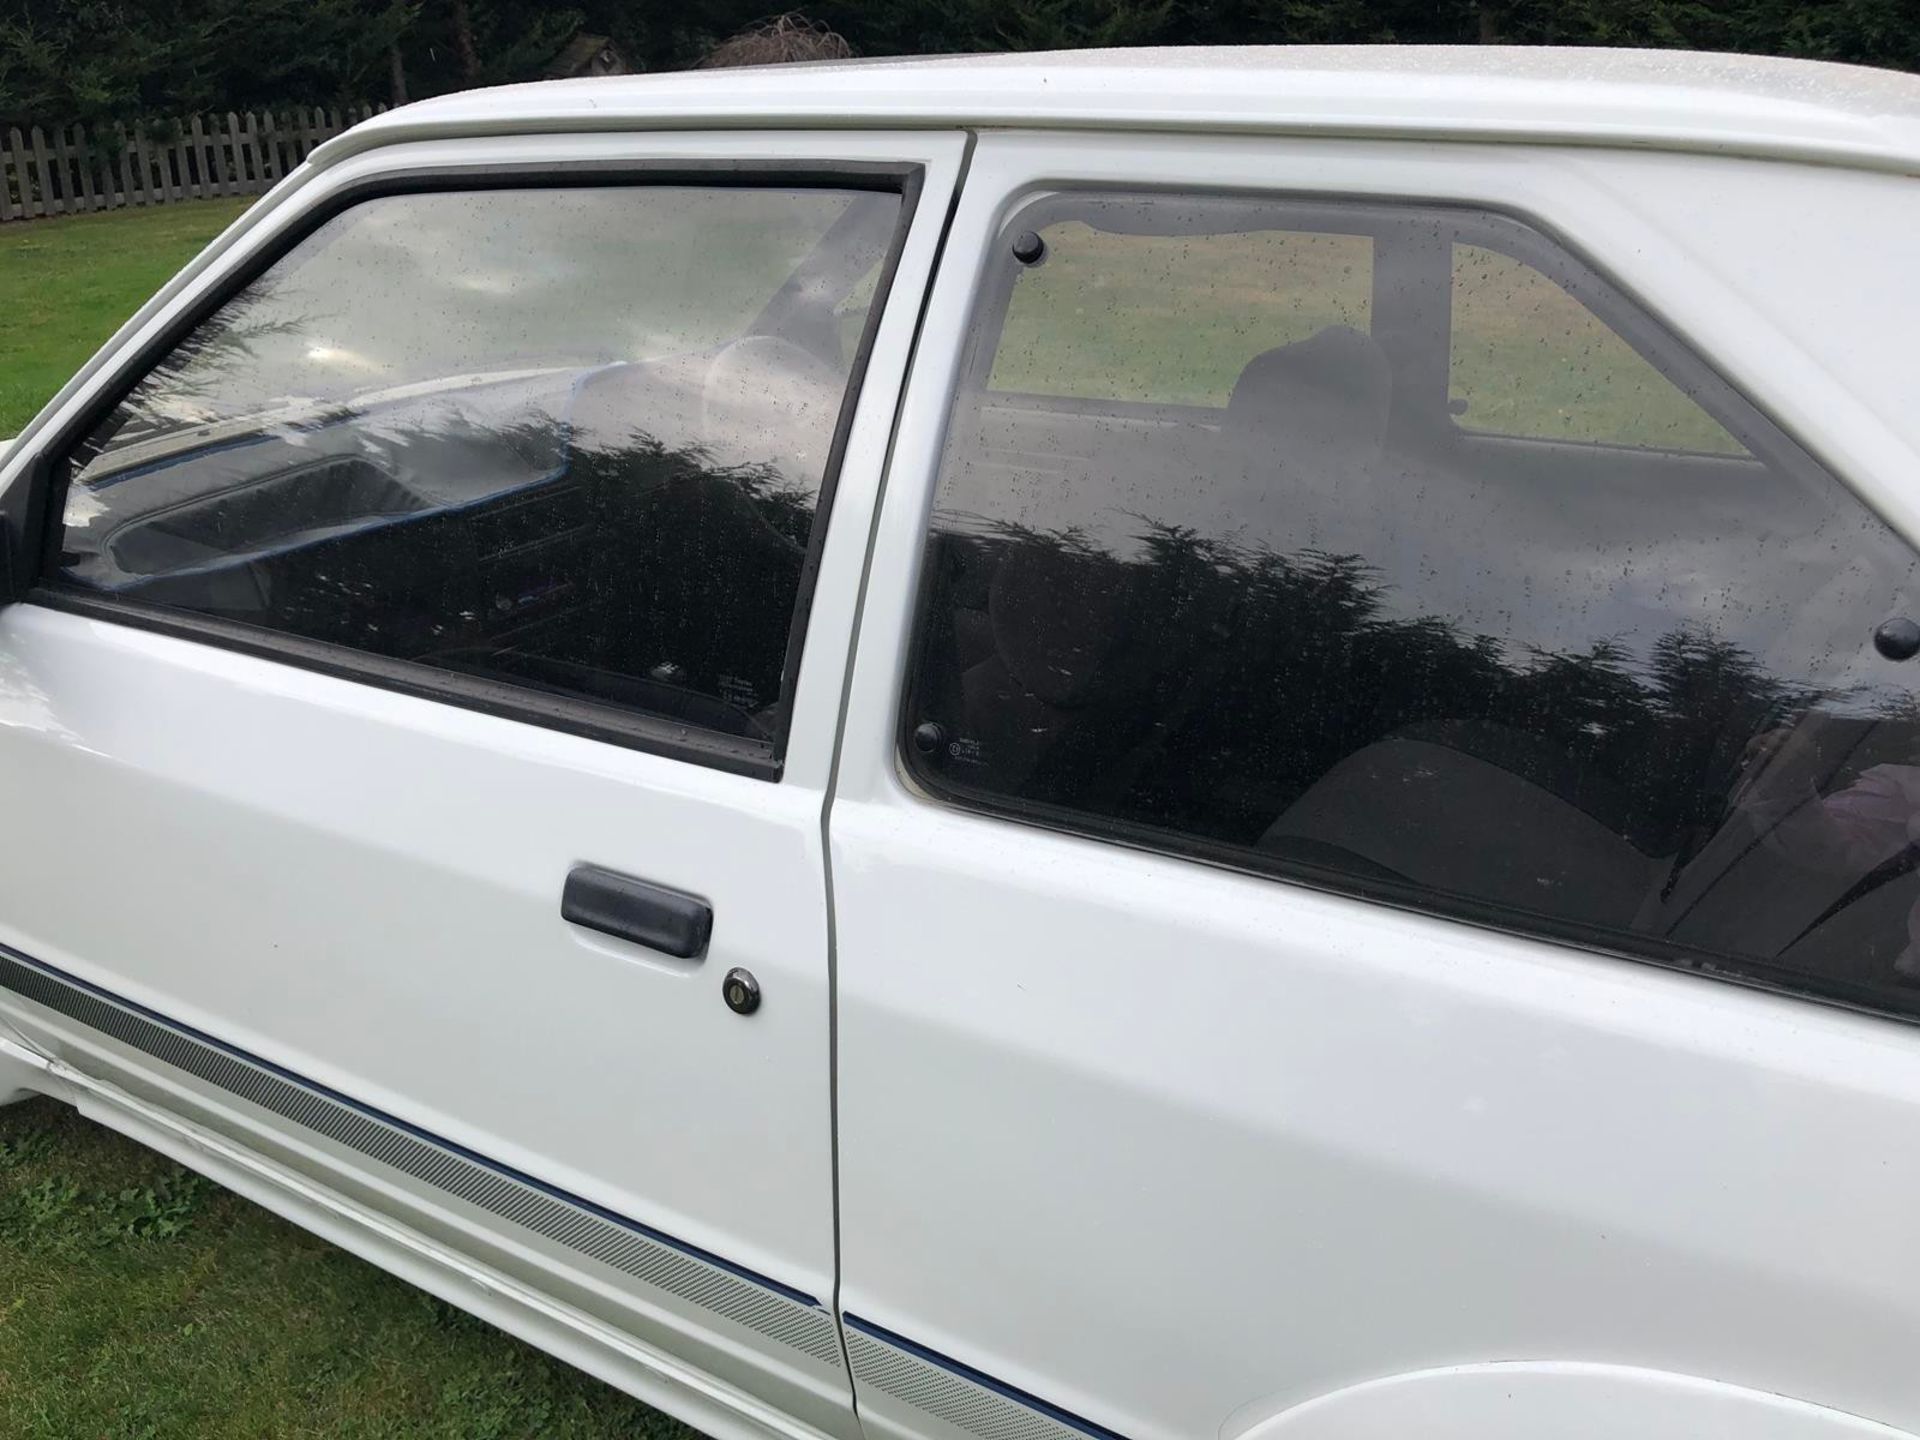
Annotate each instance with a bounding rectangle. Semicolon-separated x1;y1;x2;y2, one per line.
991;212;1740;454
0;199;698;1438
0;1097;694;1438
0;199;252;437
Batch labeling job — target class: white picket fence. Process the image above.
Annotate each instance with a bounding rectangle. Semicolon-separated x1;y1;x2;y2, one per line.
1;106;388;222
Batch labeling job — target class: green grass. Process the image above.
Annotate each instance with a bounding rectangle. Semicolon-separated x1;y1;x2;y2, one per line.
0;199;252;436
989;213;1743;455
991;221;1374;406
1447;241;1741;453
0;1096;696;1438
0;194;700;1440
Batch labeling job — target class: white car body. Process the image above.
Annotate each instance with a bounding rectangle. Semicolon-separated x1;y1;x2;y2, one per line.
4;45;1920;1440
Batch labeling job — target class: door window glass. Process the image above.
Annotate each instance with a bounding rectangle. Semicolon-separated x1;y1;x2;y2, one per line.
988;220;1372;407
55;183;905;756
905;190;1920;1022
1450;242;1745;453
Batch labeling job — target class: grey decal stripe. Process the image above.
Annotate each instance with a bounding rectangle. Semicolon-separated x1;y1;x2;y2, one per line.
845;1318;1126;1440
0;947;842;1368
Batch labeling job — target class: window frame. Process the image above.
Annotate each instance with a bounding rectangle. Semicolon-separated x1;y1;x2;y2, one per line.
22;158;925;780
896;183;1920;1023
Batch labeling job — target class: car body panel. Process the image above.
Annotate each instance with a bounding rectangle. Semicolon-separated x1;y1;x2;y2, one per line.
0;124;966;1438
333;48;1920;175
827;128;1920;1440
1246;1364;1917;1440
3;49;1920;1440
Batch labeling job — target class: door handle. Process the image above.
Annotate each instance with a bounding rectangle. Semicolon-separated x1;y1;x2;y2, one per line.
562;865;712;960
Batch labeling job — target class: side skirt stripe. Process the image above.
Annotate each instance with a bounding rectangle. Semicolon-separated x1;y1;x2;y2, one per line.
0;943;841;1366
844;1314;1129;1440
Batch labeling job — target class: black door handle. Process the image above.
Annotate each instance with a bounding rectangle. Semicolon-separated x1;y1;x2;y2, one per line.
562;865;712;959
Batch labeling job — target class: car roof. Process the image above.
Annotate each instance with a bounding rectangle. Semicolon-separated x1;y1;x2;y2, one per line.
322;46;1920;175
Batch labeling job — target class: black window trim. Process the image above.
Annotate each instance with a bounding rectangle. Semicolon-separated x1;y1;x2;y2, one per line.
898;182;1920;1030
20;157;927;782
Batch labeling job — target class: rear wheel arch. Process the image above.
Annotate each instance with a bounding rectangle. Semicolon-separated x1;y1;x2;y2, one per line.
1231;1362;1915;1440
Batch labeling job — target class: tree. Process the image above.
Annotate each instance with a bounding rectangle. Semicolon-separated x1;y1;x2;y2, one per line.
5;0;1920;131
395;0;581;94
449;0;482;82
0;0;417;131
699;13;854;67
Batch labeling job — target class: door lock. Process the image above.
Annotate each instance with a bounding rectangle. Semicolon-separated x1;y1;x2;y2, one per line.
722;968;761;1016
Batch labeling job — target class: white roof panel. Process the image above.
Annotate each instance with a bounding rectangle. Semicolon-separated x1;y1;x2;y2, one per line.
320;46;1920;174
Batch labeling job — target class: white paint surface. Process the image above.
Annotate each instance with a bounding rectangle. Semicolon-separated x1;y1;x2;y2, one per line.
3;51;1920;1440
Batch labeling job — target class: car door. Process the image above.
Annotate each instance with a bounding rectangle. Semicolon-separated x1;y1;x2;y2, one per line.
0;127;962;1432
829;132;1920;1440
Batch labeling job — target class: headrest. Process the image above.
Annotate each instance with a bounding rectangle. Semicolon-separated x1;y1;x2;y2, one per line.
1224;325;1392;469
